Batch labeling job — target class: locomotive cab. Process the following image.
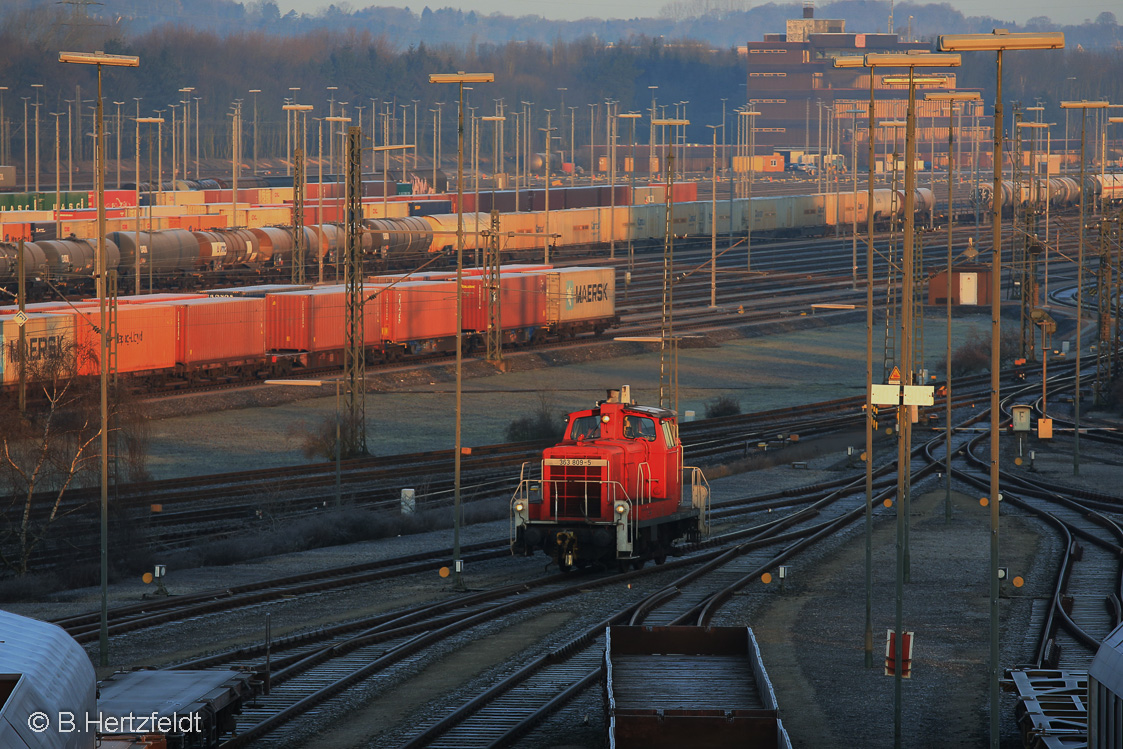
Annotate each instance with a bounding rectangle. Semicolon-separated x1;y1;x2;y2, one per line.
511;386;710;570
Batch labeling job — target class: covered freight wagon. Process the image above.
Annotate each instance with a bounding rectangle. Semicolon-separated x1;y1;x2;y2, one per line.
605;625;791;749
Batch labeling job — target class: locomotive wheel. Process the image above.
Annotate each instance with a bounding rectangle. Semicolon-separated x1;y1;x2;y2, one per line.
653;545;667;566
631;558;646;571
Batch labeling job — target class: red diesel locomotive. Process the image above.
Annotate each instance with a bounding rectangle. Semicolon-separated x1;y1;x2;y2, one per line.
510;386;710;570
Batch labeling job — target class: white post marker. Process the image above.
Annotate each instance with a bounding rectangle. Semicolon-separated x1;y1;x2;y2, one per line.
872;368;935;410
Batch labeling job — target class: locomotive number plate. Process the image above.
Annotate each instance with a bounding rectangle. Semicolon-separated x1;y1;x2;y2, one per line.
545;458;608;467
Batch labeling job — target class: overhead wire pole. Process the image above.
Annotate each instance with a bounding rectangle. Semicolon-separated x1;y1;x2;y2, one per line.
59;48;140;670
481;113;505;367
866;52;962;748
284;103;314;284
1059;99;1107;473
927;91;982;523
344;125;367;458
652;118;688;410
939;30;1065;749
1109;116;1123;380
430;71;495;591
618;112;641;280
742;110;759;271
707;123;722;307
835;54;877;670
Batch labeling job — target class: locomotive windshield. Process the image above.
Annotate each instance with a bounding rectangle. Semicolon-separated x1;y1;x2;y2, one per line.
623;415;657;441
569;415;601;441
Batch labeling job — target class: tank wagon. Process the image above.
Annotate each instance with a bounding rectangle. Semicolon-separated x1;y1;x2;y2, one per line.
1;185;941;295
974;172;1123;212
511;386;709;570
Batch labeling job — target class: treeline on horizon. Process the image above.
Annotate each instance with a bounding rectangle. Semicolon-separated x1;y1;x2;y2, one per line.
0;0;1120;163
3;0;1121;48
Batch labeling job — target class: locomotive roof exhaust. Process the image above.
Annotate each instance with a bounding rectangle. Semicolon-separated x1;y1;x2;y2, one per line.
603;385;633;405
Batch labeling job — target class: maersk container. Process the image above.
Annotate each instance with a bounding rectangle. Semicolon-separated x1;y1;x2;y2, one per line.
266;287;381;353
1;312;77;384
71;303;175;375
175;297;266;365
544;267;616;324
461;272;548;332
380;280;458;344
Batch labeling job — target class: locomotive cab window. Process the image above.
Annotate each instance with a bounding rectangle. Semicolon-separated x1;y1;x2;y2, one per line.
570;414;601;441
624;415;657;441
661;421;677;449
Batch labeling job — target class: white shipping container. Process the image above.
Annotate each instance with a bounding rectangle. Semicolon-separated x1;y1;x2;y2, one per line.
0;313;78;385
545;266;616;324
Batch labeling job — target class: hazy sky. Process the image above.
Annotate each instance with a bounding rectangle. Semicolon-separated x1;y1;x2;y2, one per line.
274;0;1116;26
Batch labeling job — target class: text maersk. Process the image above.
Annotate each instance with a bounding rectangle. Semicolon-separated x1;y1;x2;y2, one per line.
570;283;612;305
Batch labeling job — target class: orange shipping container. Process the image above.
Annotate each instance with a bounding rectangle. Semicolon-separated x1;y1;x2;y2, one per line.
380;281;458;344
0;222;33;241
175;297;266;364
266;288;382;352
72;303;176;375
461;272;548;332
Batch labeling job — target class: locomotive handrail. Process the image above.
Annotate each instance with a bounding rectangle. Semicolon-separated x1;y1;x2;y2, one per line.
684;465;711;535
635;461;652;504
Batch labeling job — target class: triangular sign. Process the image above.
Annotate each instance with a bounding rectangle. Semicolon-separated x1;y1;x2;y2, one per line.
888;366;901;384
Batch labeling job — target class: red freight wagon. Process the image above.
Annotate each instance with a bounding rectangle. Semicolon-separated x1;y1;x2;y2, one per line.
266;287;382;353
174;297;266;366
379;281;458;351
72;303;176;375
461;272;548;333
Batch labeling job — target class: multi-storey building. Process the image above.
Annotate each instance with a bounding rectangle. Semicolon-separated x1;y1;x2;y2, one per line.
741;3;989;170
